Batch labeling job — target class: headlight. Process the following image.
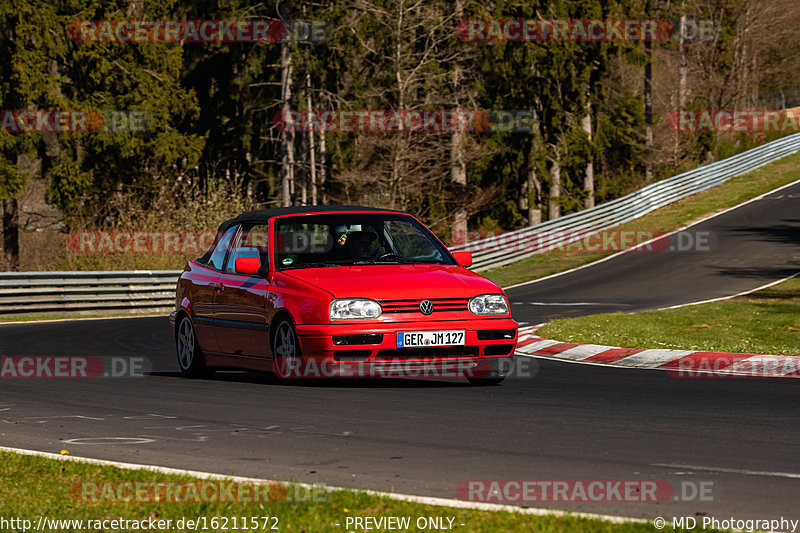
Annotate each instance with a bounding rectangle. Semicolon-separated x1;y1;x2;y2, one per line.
468;294;509;315
330;298;382;320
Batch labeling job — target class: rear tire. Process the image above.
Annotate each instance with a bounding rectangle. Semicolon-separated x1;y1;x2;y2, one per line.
176;316;213;378
272;319;302;380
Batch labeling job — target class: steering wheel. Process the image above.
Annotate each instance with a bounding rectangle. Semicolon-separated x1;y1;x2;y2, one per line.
373;251;403;261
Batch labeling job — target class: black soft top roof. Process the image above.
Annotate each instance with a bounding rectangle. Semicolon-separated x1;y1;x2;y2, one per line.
218;205;403;233
198;205;405;263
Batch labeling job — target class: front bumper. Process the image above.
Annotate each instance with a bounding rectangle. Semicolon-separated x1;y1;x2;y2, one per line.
293;317;518;378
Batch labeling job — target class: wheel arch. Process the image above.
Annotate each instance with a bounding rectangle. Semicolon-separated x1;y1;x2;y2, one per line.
174;309;192;340
269;310;300;357
174;311;207;365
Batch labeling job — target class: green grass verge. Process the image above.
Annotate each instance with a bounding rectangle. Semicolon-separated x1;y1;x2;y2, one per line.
0;451;708;533
483;151;800;288
538;277;800;356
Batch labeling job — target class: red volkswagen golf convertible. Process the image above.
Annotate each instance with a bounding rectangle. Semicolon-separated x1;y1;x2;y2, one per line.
170;206;518;384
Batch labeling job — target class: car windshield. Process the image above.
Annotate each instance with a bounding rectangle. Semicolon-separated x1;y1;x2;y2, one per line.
274;212;455;270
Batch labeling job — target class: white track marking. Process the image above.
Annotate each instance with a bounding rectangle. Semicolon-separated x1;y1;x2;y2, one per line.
502;177;800;291
652;463;800;480
63;437;155;445
123;413;178;420
614;350;695;368
515;339;563;354
548;344;612;361
655;271;800;311
0;445;648;525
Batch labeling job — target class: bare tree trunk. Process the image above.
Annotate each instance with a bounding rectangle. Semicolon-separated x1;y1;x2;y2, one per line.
748;36;758;107
390;141;402;210
3;198;19;269
548;148;561;221
674;12;688;159
319;122;327;204
644;37;653;183
279;1;295;207
295;81;308;207
582;100;594;209
521;141;541;226
520;169;542;226
450;132;467;243
388;4;406;210
306;73;318;205
678;14;688;110
733;5;752;108
297;131;308;206
449;0;467;245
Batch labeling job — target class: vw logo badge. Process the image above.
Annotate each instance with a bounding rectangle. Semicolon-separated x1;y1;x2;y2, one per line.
419;300;434;315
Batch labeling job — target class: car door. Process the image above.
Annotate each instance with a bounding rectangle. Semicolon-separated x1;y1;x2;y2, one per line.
213;223;273;357
192;225;238;353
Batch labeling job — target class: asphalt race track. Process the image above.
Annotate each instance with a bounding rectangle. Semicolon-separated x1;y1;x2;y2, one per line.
1;181;799;521
509;180;800;325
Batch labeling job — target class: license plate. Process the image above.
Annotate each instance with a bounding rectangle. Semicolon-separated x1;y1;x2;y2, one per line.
396;330;465;348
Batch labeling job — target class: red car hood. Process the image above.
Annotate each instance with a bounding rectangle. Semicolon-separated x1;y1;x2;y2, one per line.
282;264;503;300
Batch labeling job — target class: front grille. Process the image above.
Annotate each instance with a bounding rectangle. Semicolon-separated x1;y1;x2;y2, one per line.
375;346;479;360
333;334;383;345
378;298;469;314
477;329;517;341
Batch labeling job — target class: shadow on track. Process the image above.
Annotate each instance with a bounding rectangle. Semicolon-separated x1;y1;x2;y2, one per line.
147;370;473;388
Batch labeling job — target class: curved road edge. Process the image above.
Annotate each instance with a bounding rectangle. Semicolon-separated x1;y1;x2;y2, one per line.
0;445;648;526
515;326;800;378
501;176;800;292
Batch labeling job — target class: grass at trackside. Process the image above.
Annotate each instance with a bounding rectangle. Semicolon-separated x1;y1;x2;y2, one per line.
484;151;800;289
538;277;800;356
0;451;706;533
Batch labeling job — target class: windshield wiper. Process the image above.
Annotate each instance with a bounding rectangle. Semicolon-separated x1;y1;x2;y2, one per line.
280;261;346;269
352;255;411;265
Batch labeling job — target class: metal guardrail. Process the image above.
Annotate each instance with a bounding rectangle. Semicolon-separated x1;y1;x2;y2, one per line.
452;132;800;271
0;270;181;315
2;133;799;314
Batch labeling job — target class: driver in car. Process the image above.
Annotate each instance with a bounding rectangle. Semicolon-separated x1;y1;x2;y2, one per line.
342;231;377;259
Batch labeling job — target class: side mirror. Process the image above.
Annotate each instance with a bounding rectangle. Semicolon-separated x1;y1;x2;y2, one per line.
235;257;262;275
452;251;473;268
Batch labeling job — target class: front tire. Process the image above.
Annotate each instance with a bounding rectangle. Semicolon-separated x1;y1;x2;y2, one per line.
176;316;213;378
272;319;302;380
